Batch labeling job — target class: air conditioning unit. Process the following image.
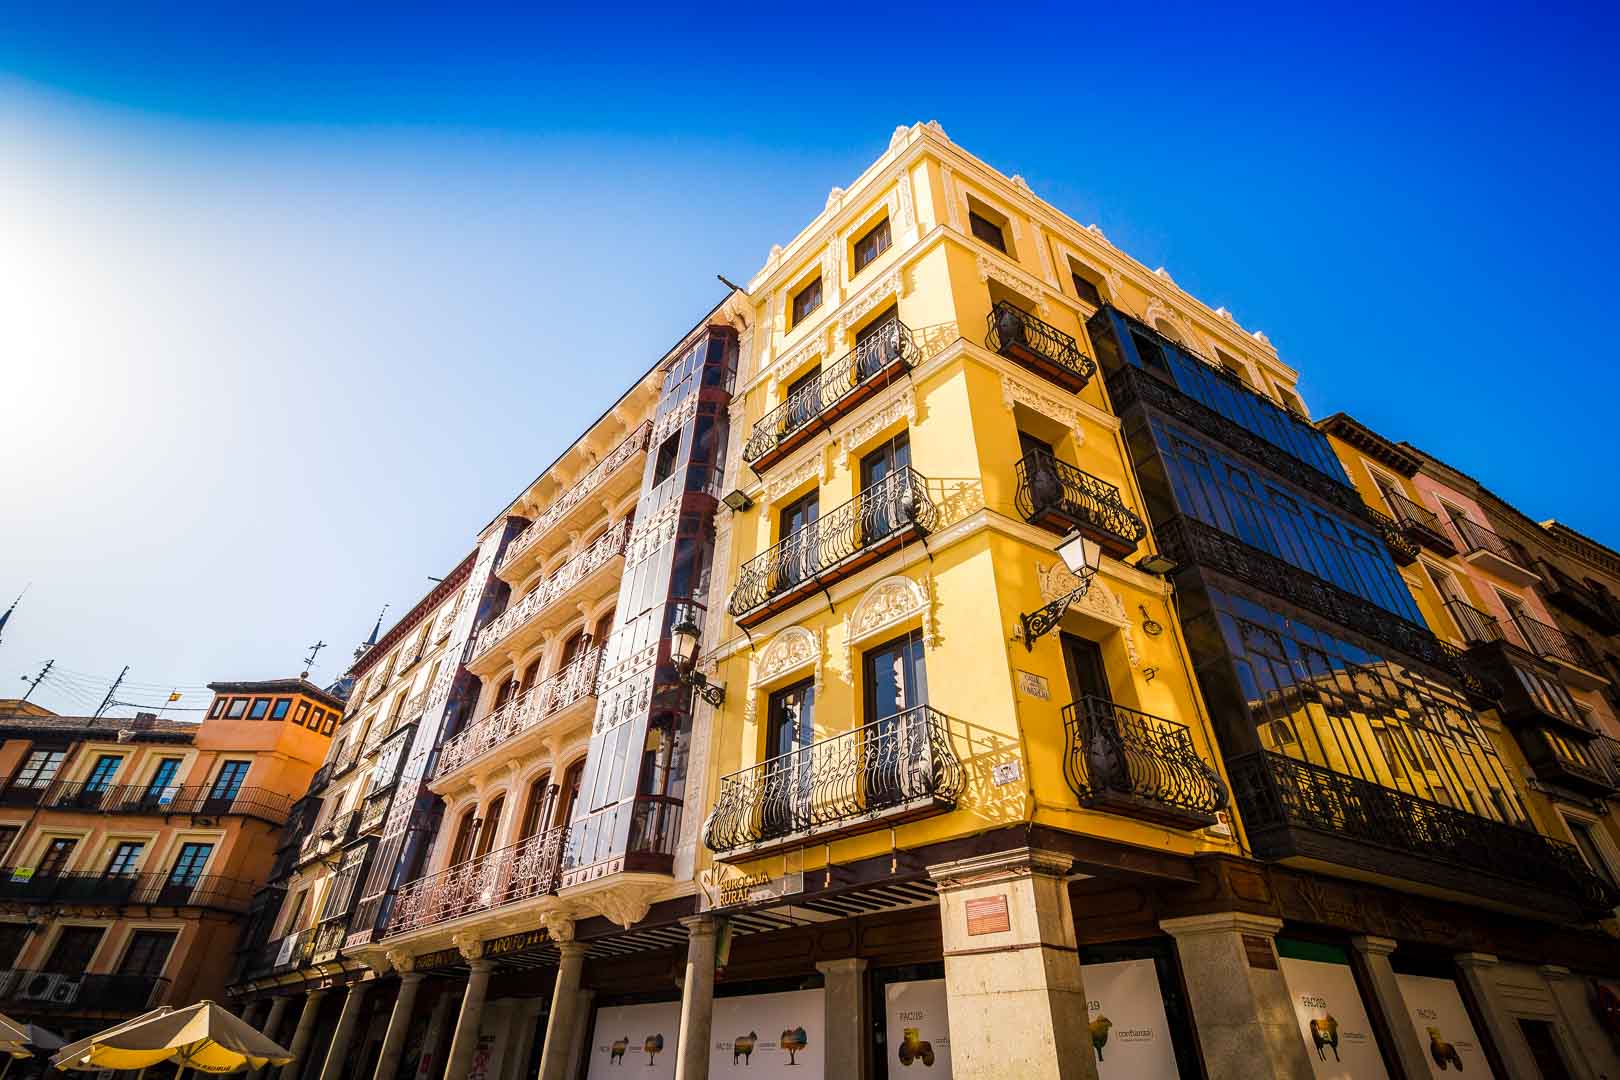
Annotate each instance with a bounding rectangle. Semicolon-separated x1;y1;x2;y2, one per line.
51;975;83;1004
16;972;63;1001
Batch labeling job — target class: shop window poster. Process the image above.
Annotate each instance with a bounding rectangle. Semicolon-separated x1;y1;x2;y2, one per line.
1394;974;1496;1078
587;1000;682;1079
885;979;953;1077
1277;954;1390;1080
1081;959;1181;1080
712;988;825;1077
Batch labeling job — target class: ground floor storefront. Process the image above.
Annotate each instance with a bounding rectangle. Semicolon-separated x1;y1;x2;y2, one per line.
237;847;1620;1080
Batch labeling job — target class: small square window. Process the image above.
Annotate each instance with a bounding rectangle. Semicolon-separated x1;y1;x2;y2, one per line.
1070;271;1102;309
209;698;226;719
853;218;891;274
969;212;1006;253
322;712;338;736
270;699;291;720
791;278;823;326
225;698;248;719
294;701;310;727
248;698;271;720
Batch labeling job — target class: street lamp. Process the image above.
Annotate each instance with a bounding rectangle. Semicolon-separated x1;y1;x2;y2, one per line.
670;608;726;707
1018;530;1103;651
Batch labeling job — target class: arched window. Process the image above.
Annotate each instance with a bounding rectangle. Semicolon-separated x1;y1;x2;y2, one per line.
558;629;586;672
476;796;505;858
519;657;542;693
448;808;479;866
492;672;518;712
520;773;554;839
593;611;615;647
555;761;585;828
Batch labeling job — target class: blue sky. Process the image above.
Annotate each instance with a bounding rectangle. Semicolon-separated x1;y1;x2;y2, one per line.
3;4;1617;715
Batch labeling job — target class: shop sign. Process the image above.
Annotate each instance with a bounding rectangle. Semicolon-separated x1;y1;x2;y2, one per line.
1394;973;1497;1078
416;947;463;971
885;979;953;1076
1277;951;1389;1079
487;929;548;958
274;934;298;967
698;866;804;911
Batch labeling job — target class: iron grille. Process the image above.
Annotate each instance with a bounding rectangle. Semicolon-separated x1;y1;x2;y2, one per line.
985;301;1096;388
1013;449;1146;555
386;825;568;936
1062;696;1227;828
703;705;963;853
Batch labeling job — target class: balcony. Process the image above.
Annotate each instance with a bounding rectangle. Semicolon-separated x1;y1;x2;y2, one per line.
500;421;652;580
728;467;937;628
1447;517;1538;585
1541;563;1620;636
0;783;52;808
358;792;392;835
311;918;350;962
1523;727;1617;797
301;810;359;863
744;319;919;474
307;761;334;796
1062;697;1228;830
1380;490;1457;556
0;871;255;912
385;825;568;936
1360;504;1419;566
38;783;294;826
1444;599;1503;647
1510;612;1610;690
986;301;1096;394
1228;751;1619;918
0;970;168;1013
472;518;630;664
1014;449;1146;559
434;649;600;784
704;705;963;860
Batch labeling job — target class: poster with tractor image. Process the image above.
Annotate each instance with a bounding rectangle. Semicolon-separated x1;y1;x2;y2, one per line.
884;980;953;1077
711;988;825;1077
1394;974;1497;1078
586;1000;681;1079
1081;959;1181;1079
1277;942;1390;1080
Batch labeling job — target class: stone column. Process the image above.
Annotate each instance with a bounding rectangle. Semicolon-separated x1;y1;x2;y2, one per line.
281;990;329;1080
564;989;596;1079
816;958;869;1080
1454;953;1525;1076
252;996;294;1080
319;981;375;1080
374;973;426;1080
243;999;270;1028
443;959;495;1080
1159;913;1312;1080
675;917;718;1080
927;848;1096;1080
537;941;589;1080
1349;936;1429;1080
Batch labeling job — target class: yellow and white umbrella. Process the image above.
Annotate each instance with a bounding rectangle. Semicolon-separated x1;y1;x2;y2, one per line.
51;1001;292;1075
0;1012;30;1057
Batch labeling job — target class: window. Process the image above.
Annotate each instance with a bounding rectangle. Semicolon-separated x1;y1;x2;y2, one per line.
209;698;226;719
168;843;214;885
283;889;310;933
555;760;585;828
38;838;76;876
1275;385;1307;418
14;749;65;789
226;698;248;719
652;431;681;485
448;810;480;866
44;926;103;973
209;761;251;802
294;701;310;727
520;774;554;840
321;710;338;736
271;699;291;721
144;759;181;803
969;211;1006;253
1568;818;1618;890
1070;269;1102;309
853;218;891;273
475;796;505;858
84;754;122;793
105;842;144;877
0;924;29;969
118;930;177;977
248;698;271;720
0;826;17;864
791;277;823;326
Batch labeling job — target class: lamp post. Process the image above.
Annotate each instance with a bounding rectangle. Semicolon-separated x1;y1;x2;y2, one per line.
670;609;726;707
1018;530;1103;650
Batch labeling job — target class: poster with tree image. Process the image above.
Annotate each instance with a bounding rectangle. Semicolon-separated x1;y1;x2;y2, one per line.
711;988;824;1077
884;980;952;1077
1394;974;1497;1077
586;1000;682;1079
1277;940;1390;1080
1082;959;1181;1079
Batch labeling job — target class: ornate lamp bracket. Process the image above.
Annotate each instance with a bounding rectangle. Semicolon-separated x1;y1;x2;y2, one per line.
1019;567;1096;651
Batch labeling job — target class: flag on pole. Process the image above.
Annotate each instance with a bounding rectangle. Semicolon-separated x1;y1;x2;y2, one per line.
167;691;182;703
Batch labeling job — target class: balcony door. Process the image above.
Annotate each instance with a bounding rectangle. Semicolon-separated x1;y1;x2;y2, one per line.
1060;634;1112;704
162;842;213;904
776;490;820;593
762;679;815;838
38;838;76;877
860;434;911;542
207;760;251;808
143;758;181;808
44;926;103;973
863;628;929;810
783;365;822;436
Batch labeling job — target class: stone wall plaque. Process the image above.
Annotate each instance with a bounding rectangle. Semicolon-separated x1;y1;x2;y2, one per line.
1243;933;1278;970
966;895;1011;936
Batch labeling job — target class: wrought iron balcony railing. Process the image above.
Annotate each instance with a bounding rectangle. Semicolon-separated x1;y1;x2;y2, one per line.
985;301;1096;394
0;970;168;1013
728;467;937;626
1444;599;1503;647
501;421;652;572
704;705;963;856
1380;490;1457;556
1449;517;1531;572
386;825;568;936
32;782;293;826
0;870;257;912
1511;612;1604;677
473;518;630;660
1540;562;1620;636
435;649;601;782
1062;697;1227;829
1435;641;1504;702
744;319;919;470
1013;449;1146;558
1360;504;1420;566
272;926;317;972
1229;751;1619;916
358;792;391;835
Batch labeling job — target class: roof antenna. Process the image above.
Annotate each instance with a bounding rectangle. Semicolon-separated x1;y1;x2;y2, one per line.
301;640;327;680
